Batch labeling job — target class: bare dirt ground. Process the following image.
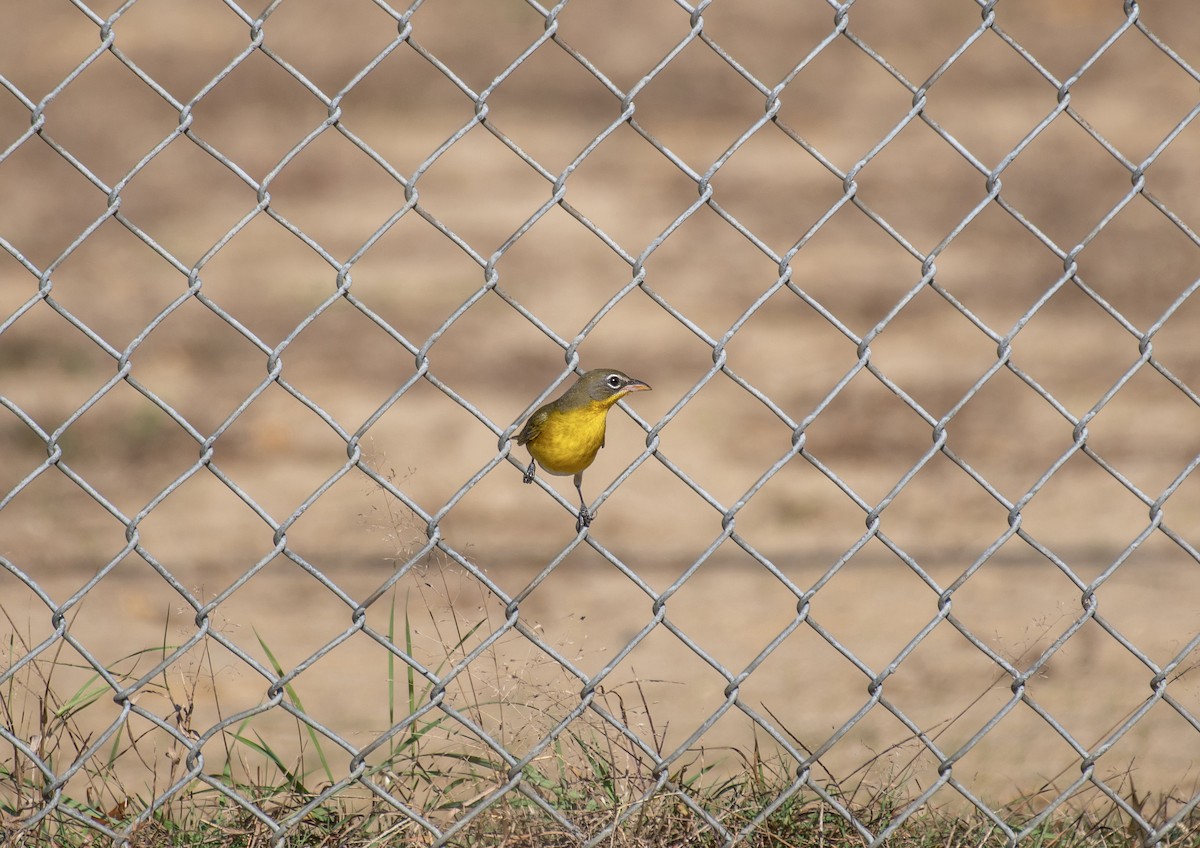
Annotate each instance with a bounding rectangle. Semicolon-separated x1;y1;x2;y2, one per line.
3;0;1200;818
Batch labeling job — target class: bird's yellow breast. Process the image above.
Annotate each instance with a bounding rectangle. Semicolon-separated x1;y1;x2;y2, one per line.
526;401;611;476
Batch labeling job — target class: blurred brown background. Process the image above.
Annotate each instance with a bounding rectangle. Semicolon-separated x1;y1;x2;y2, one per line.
3;0;1200;815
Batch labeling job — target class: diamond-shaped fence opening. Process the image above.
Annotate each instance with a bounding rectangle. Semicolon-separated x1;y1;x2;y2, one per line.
3;1;1200;845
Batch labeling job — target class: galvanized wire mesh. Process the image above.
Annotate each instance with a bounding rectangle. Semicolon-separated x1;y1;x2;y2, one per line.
3;0;1200;845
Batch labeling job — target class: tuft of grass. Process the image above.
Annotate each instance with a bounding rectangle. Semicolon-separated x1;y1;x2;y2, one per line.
5;578;1200;848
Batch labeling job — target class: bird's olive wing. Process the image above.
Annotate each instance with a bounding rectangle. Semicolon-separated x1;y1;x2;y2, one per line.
516;407;549;445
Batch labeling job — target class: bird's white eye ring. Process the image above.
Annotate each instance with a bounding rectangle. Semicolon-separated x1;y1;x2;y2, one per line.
607;374;622;388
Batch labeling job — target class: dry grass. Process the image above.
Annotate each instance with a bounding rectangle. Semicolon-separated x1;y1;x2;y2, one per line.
5;567;1200;848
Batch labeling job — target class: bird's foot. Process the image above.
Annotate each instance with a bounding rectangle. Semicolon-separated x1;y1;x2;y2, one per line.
522;461;535;484
576;507;592;532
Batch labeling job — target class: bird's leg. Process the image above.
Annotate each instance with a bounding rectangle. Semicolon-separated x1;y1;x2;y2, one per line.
523;459;536;484
574;472;592;531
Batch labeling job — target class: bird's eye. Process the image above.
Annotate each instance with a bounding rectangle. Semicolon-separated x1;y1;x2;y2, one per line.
607;374;622;388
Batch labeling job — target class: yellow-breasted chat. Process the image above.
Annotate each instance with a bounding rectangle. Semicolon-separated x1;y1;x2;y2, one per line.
517;369;651;531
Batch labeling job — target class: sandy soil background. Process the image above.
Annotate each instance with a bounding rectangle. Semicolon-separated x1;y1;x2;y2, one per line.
4;0;1200;823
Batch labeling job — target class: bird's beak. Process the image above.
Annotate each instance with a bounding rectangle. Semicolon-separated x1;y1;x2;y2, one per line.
625;379;651;392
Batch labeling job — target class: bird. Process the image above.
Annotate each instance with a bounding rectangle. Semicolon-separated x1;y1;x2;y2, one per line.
516;368;652;531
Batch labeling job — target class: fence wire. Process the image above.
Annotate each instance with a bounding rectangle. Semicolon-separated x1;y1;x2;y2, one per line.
3;0;1200;845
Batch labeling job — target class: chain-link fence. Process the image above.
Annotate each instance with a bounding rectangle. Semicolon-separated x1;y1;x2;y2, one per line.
4;0;1200;845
